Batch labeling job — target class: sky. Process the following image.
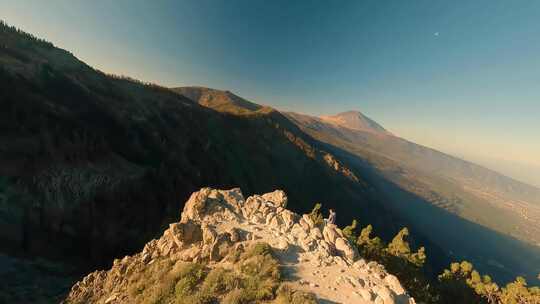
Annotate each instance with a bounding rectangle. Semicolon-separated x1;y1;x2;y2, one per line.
2;0;540;186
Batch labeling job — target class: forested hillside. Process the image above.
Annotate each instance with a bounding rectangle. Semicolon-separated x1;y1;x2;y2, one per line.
0;21;403;301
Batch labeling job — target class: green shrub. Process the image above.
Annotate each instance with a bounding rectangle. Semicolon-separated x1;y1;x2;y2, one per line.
308;203;324;227
242;242;273;259
199;268;240;296
221;288;248;304
173;263;206;297
119;243;318;304
273;284;317;304
237;243;281;301
348;222;540;304
355;224;384;260
342;219;358;243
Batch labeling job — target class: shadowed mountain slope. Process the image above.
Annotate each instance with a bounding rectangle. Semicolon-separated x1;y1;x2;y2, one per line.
285;112;540;247
0;22;411;302
284;111;540;287
175;86;540;284
173;86;264;115
320;111;390;135
0;22;396;260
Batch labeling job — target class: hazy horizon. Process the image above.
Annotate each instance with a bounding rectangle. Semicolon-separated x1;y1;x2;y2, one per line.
2;0;539;188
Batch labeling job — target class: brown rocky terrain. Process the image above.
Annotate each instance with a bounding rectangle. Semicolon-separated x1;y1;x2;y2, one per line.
65;188;414;304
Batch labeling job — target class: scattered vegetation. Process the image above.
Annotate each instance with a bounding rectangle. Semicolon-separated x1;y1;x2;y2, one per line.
273;284;317;304
308;203;324;227
341;219;357;242
118;242;314;304
0;20;54;49
438;261;497;303
340;211;540;303
105;72;169;92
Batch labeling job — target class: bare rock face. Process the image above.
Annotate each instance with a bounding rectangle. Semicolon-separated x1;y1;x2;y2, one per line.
64;188;414;304
335;237;358;261
261;190;288;208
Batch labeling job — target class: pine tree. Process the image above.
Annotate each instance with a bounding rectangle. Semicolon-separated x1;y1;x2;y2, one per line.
386;227;426;267
387;228;411;257
308;203;324;226
500;277;540;304
355;224;384;260
342;219;358;243
438;261;485;303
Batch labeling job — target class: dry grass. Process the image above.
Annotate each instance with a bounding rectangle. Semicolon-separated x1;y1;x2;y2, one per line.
120;242;315;304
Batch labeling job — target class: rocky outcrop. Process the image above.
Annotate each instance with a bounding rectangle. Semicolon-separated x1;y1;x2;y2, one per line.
64;188;414;304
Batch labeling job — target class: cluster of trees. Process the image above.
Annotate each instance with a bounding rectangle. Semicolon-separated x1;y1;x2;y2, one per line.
438;261;540;304
1;20;54;49
104;72;169;92
1;20;167;94
310;205;540;303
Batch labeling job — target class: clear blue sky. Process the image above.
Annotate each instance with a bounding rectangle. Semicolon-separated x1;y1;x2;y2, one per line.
2;0;540;184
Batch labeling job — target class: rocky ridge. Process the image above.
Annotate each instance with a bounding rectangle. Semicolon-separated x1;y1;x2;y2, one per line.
64;188;414;304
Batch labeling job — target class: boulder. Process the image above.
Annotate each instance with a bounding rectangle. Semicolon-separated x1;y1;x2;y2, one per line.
302;214;315;228
169;221;202;247
202;224;217;245
317;239;334;256
323;224;339;244
209;233;233;262
228;227;241;242
261;190;287;208
300;238;316;252
281;210;297;229
104;294;117;304
251;213;266;224
221;188;244;212
181;188;211;223
334;237;358;262
310;227;323;239
269;214;284;228
179;245;202;262
358;288;373;301
299;218;310;232
275;238;289;250
385;274;406;295
265;212;276;225
244;197;262;217
181;188;241;224
353;259;367;270
374;286;396;304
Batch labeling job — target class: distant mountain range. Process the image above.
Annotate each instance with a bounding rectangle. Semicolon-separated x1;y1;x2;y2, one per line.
466;156;540;189
319;111;391;135
173;87;540;248
173;86;540;284
283;110;540;244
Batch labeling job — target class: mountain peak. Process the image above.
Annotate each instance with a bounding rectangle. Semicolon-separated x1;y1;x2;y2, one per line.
172;86;263;114
319;111;390;134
